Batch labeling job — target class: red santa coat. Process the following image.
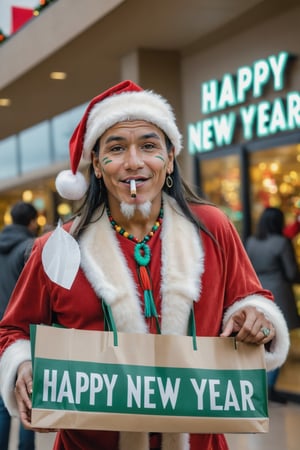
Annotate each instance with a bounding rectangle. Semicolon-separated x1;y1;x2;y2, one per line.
0;195;290;450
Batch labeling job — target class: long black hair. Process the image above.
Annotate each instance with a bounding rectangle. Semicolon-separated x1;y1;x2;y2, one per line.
255;207;284;240
71;135;216;240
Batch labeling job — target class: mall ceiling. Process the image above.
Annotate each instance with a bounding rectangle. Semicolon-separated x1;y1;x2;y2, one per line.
0;0;298;141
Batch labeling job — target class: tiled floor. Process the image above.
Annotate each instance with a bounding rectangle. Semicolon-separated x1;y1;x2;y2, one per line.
275;329;300;396
226;400;300;450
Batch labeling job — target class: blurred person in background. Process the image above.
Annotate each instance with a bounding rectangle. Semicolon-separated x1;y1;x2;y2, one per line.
0;201;38;450
245;206;300;403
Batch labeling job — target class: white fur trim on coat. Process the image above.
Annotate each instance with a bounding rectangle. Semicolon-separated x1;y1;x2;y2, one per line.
0;339;31;416
222;295;290;371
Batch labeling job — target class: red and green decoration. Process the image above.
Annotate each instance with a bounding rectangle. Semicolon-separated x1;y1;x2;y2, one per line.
0;0;57;46
34;0;57;15
0;30;7;44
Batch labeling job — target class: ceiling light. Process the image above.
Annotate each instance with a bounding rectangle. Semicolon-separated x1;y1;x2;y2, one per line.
50;72;67;80
0;98;11;106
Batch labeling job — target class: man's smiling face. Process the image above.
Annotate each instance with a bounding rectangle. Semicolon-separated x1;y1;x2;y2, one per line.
93;120;174;213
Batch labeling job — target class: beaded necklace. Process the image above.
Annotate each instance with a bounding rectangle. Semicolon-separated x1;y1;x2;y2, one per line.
106;206;163;332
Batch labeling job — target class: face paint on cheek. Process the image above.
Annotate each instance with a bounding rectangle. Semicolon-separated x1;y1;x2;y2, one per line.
155;155;166;163
102;157;113;165
155;154;168;169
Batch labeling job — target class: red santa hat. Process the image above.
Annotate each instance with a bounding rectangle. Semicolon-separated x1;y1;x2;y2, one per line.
55;80;182;200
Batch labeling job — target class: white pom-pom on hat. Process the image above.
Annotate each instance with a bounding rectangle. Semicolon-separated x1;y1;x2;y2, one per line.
55;170;88;201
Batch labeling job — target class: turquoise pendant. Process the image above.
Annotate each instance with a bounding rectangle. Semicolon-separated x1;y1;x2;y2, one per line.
134;242;151;266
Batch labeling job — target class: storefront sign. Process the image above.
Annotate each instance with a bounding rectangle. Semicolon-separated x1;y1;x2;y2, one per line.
188;51;300;153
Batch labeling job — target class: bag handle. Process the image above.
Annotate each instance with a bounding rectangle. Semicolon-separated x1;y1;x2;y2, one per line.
188;301;197;351
102;300;118;346
102;299;197;350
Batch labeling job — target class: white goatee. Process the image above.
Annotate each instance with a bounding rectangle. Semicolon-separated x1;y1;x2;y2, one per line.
120;202;136;219
120;201;152;219
137;201;152;217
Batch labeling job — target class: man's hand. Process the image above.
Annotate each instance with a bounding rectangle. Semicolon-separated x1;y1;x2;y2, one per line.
15;360;33;428
15;360;56;432
220;305;275;344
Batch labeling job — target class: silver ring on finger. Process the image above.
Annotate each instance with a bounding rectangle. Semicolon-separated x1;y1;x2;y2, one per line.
261;326;271;337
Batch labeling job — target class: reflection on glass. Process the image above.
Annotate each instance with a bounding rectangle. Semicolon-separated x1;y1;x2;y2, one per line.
199;154;242;234
249;144;300;231
0;136;18;179
19;121;51;172
52;103;88;160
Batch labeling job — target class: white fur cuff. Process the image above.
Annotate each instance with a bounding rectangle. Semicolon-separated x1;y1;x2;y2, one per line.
0;339;31;416
223;295;290;371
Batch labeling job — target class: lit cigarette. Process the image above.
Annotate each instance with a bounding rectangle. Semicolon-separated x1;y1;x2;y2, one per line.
130;179;136;198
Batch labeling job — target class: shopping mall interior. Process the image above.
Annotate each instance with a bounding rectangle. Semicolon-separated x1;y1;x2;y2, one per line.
0;0;300;409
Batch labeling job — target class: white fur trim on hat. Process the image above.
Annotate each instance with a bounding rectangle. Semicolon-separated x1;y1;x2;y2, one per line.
0;339;31;416
83;90;182;158
55;169;88;200
222;295;290;371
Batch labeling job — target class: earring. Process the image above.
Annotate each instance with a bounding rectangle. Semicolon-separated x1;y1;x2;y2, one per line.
165;174;173;188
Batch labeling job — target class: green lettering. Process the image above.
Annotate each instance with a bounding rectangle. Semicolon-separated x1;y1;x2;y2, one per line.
269;51;289;91
213;113;236;146
201;79;218;113
218;74;236;109
188;122;202;154
253;60;270;98
240;105;257;140
236;66;252;103
269;98;287;134
257;101;271;137
287;92;300;129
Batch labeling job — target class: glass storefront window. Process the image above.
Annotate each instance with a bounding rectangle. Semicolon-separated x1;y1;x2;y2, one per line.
0;136;18;179
19;121;51;172
248;143;300;231
248;143;300;314
199;154;242;233
0;102;89;180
